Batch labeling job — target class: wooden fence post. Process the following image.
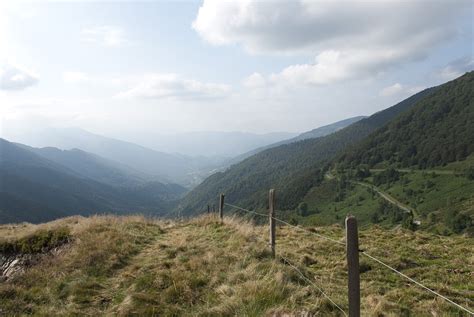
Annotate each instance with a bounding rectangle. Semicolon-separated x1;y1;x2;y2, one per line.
269;189;276;258
345;215;360;317
219;194;225;222
207;205;210;214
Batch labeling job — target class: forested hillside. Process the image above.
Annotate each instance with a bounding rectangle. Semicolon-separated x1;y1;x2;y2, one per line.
177;87;436;216
339;71;474;169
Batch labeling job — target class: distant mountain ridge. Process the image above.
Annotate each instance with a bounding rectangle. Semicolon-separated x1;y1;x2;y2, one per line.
15;144;151;187
126;131;298;157
7;127;228;187
0;139;186;224
230;116;366;164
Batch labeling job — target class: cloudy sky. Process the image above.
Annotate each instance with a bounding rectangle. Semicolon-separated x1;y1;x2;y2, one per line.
0;0;472;140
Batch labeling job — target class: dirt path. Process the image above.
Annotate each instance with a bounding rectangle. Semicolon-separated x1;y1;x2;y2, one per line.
351;180;416;216
102;222;188;315
369;168;456;175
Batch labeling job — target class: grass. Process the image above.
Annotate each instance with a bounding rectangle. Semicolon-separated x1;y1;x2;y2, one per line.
294;169;474;235
1;214;473;316
0;226;70;254
297;179;381;227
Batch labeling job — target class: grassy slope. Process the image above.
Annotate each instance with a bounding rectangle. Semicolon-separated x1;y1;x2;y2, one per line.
294;166;473;234
1;215;472;316
298;179;381;227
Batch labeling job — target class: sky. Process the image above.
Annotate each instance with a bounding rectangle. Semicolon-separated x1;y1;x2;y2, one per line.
0;0;473;140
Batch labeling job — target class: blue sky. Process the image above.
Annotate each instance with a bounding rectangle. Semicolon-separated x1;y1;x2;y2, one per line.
0;0;472;140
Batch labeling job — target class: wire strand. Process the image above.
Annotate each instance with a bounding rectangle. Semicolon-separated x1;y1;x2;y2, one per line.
278;253;348;317
224;203;346;246
247;225;348;316
272;216;346;246
361;251;474;315
224;202;269;218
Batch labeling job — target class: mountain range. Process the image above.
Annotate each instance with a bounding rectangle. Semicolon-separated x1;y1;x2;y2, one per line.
230;116;366;164
1;72;472;227
176;81;445;215
0;115;362;223
176;72;473;235
124;131;298;157
0;138;186;223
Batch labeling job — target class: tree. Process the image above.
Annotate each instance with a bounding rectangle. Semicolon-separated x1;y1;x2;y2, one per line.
298;202;309;216
466;167;474;180
402;211;416;231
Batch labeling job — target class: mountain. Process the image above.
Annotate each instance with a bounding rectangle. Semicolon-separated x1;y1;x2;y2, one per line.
338;71;474;169
230;116;366;164
177;87;437;216
16;145;150;187
0;139;186;223
123;131;298;157
293;72;473;234
292;116;368;142
6;127;226;187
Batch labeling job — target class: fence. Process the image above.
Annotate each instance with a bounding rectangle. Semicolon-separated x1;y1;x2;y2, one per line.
207;189;473;317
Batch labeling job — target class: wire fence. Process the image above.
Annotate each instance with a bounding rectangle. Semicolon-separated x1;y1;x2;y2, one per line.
220;196;473;316
246;222;348;316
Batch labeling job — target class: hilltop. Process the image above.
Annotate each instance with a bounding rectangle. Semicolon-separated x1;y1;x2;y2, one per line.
0;215;472;316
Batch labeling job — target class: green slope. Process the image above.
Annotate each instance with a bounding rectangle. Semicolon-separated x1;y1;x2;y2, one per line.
339;71;474;169
288;166;473;235
292;72;474;234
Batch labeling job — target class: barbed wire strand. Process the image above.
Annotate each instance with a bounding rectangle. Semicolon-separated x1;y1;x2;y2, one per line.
361;251;474;315
273;216;346;247
278;253;348;317
224;202;268;218
224;203;346;246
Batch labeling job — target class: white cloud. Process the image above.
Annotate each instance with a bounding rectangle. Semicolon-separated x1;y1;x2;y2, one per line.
437;56;474;81
379;83;426;98
380;83;403;97
242;72;266;89
195;0;470;86
81;26;128;47
0;64;38;91
62;71;89;84
117;73;231;100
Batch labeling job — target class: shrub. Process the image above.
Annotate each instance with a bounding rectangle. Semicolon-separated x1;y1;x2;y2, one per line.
0;227;71;254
